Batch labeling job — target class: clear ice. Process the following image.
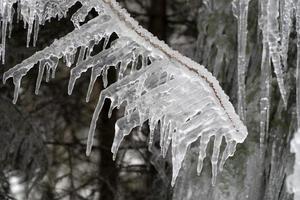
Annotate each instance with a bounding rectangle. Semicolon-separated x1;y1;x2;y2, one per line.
2;0;248;186
232;0;249;122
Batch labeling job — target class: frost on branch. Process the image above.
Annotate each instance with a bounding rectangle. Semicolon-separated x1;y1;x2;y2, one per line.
3;0;248;186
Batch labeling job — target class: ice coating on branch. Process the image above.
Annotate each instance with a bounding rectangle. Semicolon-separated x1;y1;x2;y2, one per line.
3;0;248;186
68;37;154;102
287;130;300;200
0;0;103;63
3;13;118;103
232;0;249;122
86;59;247;186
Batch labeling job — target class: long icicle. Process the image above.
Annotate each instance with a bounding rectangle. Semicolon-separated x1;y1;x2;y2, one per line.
259;0;271;149
232;0;249;122
268;0;288;107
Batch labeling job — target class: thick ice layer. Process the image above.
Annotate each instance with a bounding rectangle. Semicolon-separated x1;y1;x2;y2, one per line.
86;59;247;185
287;130;300;200
3;0;248;186
232;0;249;122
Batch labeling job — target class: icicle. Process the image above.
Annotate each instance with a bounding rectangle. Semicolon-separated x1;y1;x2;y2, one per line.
102;66;108;88
108;96;118;118
162;121;171;158
159;116;166;152
268;0;287;107
65;52;75;67
86;69;98;102
211;135;222;185
26;21;33;47
86;93;106;156
148;117;157;148
1;18;7;64
219;140;237;171
51;57;59;79
197;133;210;175
3;63;33;104
171;131;189;187
232;0;249;122
33;16;40;47
69;38;138;98
35;61;46;95
259;0;271;148
13;77;21;104
45;65;51;83
111;111;141;160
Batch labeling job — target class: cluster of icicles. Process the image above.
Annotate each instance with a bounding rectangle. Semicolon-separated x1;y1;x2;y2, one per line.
0;0;102;63
1;0;249;186
234;0;300;143
235;0;300;197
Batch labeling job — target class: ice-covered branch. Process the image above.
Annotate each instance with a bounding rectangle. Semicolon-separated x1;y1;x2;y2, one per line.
3;13;118;103
0;0;103;63
86;58;247;185
3;0;248;186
